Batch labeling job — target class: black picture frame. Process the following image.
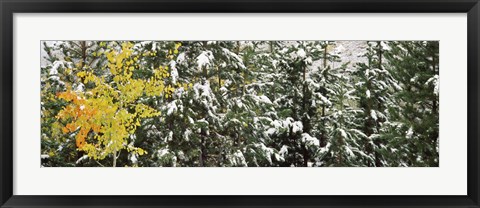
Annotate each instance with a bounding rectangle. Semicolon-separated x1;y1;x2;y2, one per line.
1;0;479;207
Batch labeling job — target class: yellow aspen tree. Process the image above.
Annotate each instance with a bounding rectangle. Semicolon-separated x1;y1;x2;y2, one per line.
56;42;172;167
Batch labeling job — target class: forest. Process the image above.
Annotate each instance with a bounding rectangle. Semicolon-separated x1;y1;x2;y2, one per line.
41;41;439;167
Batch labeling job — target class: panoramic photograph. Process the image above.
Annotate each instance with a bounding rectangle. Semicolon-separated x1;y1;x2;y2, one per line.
40;41;439;167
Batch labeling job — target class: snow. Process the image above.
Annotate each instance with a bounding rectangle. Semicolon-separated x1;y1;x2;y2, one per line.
304;57;313;65
377;81;387;90
273;152;284;162
75;83;85;92
339;129;348;138
380;41;391;51
166;101;178;115
221;48;246;69
351;129;368;139
366;90;371;98
134;41;151;50
169;60;179;84
318;143;331;156
271;60;278;69
48;76;60;81
410;75;418;83
167;131;173;141
279;145;288;156
152;42;157;50
176;52;186;63
50;61;63;75
301;133;319;146
157;148;169;158
188;117;194;124
184;129;192;141
296;48;306;58
318;94;332;106
231;150;248;166
332;41;368;68
220;87;228;94
255;143;274;164
236;99;244;108
224;79;232;87
193;81;214;100
272;120;282;128
370;110;377;121
206;41;217;45
177;151;186;160
426;75;439;96
146;125;161;138
266;128;276;136
345;146;355;157
392;81;403;90
196;118;209;126
334;44;345;55
196;51;214;70
255;95;272;105
292;121;303;133
406;127;414;139
130;153;138;164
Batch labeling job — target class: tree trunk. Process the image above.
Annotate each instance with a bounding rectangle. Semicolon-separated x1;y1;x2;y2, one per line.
432;54;437;114
302;64;309;167
378;41;383;69
320;44;328;148
199;132;207;167
80;41;86;68
112;149;117;167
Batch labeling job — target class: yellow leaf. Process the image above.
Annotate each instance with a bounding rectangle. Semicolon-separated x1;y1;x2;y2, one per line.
77;71;86;78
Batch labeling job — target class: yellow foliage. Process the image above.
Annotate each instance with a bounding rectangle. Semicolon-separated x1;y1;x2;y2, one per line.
55;41;193;165
77;71;86;78
56;42;164;163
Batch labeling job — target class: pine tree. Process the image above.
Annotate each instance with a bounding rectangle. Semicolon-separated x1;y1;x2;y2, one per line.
353;41;401;166
310;42;369;167
383;41;439;166
41;41;107;166
259;41;330;167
